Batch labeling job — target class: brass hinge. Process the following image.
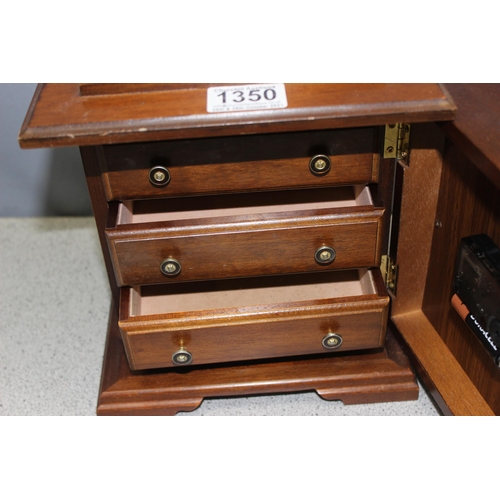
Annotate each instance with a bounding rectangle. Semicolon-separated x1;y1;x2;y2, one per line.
383;123;411;160
380;255;398;293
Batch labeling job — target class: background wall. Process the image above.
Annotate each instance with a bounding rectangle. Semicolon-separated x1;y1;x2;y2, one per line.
0;83;92;216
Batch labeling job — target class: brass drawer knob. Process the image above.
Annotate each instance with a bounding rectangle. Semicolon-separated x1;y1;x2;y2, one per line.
172;348;193;365
149;166;171;187
160;258;181;276
322;333;343;349
309;154;331;176
315;246;336;265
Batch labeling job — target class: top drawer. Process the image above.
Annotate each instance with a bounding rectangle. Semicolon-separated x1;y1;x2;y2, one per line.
100;127;379;200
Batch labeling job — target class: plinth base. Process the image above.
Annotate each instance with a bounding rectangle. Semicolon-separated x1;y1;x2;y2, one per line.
97;305;418;415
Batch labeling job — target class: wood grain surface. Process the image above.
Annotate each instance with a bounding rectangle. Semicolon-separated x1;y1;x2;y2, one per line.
98;304;417;415
106;191;384;286
23;84;476;415
421;139;500;413
391;120;498;415
441;84;500;189
100;127;379;200
392;312;494;416
118;270;389;370
19;83;455;148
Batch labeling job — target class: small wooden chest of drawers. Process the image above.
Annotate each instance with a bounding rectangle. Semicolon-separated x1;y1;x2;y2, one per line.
99;121;388;372
28;83;497;416
104;138;388;369
96;112;390;376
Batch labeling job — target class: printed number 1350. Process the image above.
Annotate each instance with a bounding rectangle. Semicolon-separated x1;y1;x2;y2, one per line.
217;88;277;104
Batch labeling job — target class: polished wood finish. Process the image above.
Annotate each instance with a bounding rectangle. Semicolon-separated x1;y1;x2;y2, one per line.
106;187;384;286
98;305;417;416
79;83;220;96
118;270;389;370
19;83;455;148
391;123;445;315
24;83;475;415
100;127;379;201
23;83;500;415
390;313;493;416
441;84;500;190
421;141;500;413
79;146;121;310
390;115;498;415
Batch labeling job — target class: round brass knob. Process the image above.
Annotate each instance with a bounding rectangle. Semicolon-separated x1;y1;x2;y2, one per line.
160;258;181;277
322;333;343;350
309;155;331;176
149;166;171;187
172;348;193;365
314;246;336;265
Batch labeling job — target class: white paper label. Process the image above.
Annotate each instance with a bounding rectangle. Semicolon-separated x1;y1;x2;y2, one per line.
206;84;288;113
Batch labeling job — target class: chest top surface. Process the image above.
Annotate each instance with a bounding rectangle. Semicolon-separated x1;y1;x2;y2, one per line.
18;83;455;149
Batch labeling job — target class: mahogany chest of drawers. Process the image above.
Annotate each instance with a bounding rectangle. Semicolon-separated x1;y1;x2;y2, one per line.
19;83;500;415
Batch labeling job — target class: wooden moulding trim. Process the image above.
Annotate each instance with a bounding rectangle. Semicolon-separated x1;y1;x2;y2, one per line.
79;83;220;96
120;299;388;334
19;83;456;149
19;103;456;149
118;281;388;333
97;399;204;416
19;83;44;143
391;310;494;416
108;207;383;241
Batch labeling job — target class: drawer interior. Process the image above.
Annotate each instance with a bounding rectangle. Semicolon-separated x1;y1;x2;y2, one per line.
117;185;373;225
129;269;378;317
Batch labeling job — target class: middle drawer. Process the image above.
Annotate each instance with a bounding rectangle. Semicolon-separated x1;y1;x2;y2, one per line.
106;185;385;286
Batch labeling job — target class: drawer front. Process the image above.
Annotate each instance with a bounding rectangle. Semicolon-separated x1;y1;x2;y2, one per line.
119;269;389;370
106;188;384;286
100;128;378;200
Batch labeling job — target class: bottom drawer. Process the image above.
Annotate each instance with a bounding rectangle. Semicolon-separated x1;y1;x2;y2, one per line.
119;269;389;370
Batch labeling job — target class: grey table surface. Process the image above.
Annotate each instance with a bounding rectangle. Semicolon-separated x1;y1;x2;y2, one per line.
0;217;441;416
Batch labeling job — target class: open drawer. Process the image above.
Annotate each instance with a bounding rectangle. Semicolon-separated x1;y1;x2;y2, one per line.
106;185;385;286
118;268;389;370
